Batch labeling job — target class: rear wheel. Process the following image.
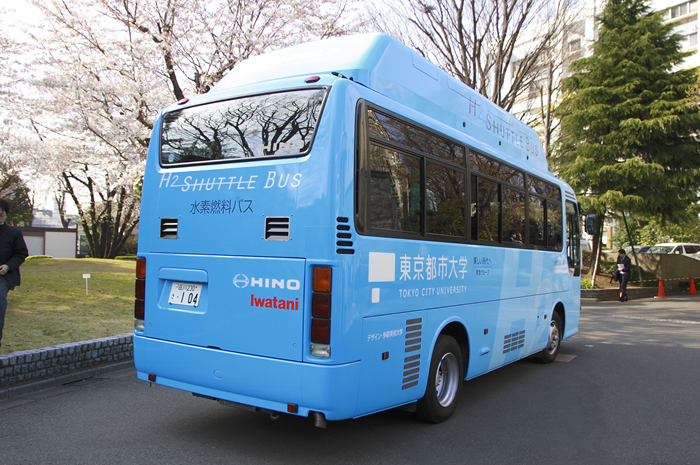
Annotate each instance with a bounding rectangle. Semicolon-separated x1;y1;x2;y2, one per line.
416;335;463;423
536;312;562;364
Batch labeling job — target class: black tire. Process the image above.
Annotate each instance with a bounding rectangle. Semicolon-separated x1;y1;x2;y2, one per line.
416;335;464;423
536;312;562;364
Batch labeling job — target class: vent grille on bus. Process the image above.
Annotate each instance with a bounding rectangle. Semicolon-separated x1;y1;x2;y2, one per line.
503;330;526;354
402;318;422;390
336;217;354;254
265;216;290;241
160;218;178;239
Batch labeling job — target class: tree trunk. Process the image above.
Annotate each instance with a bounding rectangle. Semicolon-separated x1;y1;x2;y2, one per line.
621;211;644;284
61;171;139;259
589;212;606;288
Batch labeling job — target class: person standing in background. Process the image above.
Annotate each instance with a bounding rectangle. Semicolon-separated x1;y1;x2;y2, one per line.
616;248;631;302
0;199;29;347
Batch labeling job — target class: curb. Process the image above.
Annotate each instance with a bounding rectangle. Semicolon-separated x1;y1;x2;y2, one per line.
0;360;134;401
0;333;134;401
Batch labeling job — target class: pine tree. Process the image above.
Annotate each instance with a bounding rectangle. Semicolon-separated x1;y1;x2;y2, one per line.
551;0;700;279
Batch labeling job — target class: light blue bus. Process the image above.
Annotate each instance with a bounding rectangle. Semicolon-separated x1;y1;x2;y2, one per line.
134;33;590;427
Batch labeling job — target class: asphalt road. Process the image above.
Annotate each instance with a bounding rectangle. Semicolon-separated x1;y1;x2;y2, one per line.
1;295;699;465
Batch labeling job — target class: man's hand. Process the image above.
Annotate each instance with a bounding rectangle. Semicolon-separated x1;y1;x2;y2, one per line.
0;264;9;275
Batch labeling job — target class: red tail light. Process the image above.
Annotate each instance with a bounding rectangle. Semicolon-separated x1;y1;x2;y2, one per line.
310;266;332;351
135;277;145;299
135;258;146;330
134;298;145;320
312;293;331;318
311;318;331;344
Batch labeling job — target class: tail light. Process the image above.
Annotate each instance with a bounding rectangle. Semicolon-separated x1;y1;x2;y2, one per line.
134;258;146;331
310;266;332;358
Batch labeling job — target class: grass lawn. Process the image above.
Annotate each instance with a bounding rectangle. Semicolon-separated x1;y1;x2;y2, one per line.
1;258;135;355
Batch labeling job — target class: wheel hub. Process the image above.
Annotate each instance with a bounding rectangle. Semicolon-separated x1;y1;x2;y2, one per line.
546;321;560;355
435;352;459;407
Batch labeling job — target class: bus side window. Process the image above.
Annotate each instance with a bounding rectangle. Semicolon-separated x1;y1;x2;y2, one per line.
425;162;465;237
369;145;421;233
547;201;563;250
501;187;526;244
476;178;499;242
528;196;545;247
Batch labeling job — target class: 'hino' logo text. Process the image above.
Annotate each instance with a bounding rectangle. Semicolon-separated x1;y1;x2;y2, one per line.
233;274;300;290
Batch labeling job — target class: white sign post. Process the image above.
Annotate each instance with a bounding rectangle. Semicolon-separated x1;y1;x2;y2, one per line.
83;273;91;295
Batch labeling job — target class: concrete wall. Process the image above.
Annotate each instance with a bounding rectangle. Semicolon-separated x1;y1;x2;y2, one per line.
24;235;44;256
581;287;659;301
45;231;78;258
603;252;700;291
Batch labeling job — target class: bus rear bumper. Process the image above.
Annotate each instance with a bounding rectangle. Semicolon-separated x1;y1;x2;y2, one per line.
133;335;360;421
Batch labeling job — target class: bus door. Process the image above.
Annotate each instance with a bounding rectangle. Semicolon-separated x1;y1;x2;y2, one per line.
565;201;581;277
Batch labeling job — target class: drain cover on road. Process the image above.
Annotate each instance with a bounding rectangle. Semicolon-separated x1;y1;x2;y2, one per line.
556;354;577;363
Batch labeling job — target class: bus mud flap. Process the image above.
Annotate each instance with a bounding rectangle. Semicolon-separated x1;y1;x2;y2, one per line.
312;411;327;429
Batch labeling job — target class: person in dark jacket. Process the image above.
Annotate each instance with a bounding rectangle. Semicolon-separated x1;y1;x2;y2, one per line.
616;248;631;302
0;199;29;346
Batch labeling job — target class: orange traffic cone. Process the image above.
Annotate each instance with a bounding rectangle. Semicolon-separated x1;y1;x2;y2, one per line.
690;276;697;295
656;278;666;298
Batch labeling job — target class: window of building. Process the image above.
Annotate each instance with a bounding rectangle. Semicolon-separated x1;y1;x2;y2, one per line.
566;20;586;36
671;0;697;18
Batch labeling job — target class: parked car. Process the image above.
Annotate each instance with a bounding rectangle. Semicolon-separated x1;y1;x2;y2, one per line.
646;243;700;255
623;245;651;254
690;251;700;261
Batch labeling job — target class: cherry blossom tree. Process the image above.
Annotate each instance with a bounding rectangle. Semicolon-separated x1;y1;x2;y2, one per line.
369;0;572;112
2;0;362;257
103;0;364;98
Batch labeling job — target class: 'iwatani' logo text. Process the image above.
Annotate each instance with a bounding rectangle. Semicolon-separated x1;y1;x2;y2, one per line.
250;294;299;310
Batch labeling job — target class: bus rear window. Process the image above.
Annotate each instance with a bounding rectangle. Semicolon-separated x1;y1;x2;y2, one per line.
160;89;327;166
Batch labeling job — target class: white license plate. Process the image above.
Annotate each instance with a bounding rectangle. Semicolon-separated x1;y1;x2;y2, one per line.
168;282;202;307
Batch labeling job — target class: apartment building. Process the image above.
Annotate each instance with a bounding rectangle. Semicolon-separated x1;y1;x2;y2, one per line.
509;0;699;249
512;0;699;118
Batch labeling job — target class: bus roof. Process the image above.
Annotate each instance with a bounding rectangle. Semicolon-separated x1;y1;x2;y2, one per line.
214;33;548;172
